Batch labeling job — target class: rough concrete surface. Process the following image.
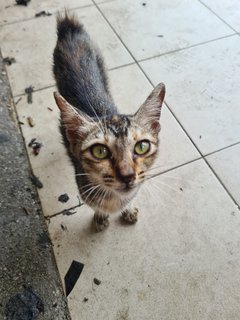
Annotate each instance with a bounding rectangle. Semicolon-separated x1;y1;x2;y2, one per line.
0;54;71;319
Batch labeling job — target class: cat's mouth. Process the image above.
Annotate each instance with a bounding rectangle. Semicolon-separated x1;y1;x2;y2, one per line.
117;183;138;194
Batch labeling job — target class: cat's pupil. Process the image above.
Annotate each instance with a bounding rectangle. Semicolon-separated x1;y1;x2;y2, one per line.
91;144;109;159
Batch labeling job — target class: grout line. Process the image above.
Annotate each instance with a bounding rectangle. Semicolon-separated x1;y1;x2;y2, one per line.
109;61;135;71
198;0;239;34
149;157;202;178
203;141;240;158
164;102;240;208
0;0;116;28
138;34;236;64
204;159;240;208
92;0;240;208
12;62;136;98
93;0;116;5
13;84;56;99
0;3;94;27
10;35;235;97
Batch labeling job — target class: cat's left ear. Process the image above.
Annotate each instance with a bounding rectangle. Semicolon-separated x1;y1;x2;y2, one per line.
134;83;165;133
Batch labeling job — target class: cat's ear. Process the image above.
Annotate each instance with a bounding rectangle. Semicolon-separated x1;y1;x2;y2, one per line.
54;92;93;143
134;83;165;132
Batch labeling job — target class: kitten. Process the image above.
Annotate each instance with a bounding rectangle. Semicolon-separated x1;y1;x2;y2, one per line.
53;13;165;231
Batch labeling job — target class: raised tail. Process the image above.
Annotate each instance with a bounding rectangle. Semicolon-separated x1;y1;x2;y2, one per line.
56;12;84;41
53;13;117;117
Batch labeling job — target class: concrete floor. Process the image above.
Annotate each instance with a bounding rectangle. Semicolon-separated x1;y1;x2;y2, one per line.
1;0;240;319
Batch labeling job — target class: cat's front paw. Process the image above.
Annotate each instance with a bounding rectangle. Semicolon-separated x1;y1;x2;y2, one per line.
93;212;109;232
121;207;138;224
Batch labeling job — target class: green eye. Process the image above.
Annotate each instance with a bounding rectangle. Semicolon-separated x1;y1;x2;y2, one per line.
134;140;150;155
91;144;109;159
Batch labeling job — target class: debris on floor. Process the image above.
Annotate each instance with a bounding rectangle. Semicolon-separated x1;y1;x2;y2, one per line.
15;0;31;6
61;223;67;231
25;86;34;104
93;278;101;286
15;97;22;106
28;138;42;155
35;11;52;18
58;193;69;203
5;286;44;320
62;208;77;216
47;107;53;111
27;116;35;127
30;174;43;189
3;57;16;65
64;261;84;297
83;297;88;303
28;138;36;147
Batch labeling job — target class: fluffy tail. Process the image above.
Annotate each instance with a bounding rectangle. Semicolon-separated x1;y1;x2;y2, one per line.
53;12;117;117
56;12;84;41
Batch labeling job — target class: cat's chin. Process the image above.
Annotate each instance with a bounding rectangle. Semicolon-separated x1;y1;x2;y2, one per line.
115;184;140;200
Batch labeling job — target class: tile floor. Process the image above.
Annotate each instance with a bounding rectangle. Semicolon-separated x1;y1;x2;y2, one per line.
1;0;240;319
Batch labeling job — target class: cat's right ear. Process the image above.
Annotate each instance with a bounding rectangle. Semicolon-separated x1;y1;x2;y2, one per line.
53;92;93;143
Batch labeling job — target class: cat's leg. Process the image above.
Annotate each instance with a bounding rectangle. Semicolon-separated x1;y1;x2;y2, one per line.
93;211;109;232
121;205;138;224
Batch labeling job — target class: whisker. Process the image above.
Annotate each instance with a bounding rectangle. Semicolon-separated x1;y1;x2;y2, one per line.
75;173;92;177
142;164;165;173
151;179;183;195
87;185;104;208
82;184;101;202
149;181;177;206
141;181;165;208
88;186;103;207
79;182;97;190
158;175;202;187
98;188;107;210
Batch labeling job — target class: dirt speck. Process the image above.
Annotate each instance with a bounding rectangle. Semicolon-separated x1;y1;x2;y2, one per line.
93;278;101;286
58;193;69;203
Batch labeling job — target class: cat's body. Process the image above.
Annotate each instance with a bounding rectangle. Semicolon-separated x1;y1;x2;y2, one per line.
53;14;165;231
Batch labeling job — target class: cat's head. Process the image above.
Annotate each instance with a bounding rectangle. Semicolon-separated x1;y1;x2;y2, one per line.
54;83;165;213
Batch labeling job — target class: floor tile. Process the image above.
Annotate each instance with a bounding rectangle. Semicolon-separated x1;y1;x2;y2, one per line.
109;64;200;172
206;144;240;205
99;0;233;61
201;0;240;32
140;35;240;155
16;88;80;216
0;0;92;26
33;162;81;217
48;159;240;320
0;6;133;96
17;88;62;170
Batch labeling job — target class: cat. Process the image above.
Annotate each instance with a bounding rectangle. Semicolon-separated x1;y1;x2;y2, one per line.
53;13;165;231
